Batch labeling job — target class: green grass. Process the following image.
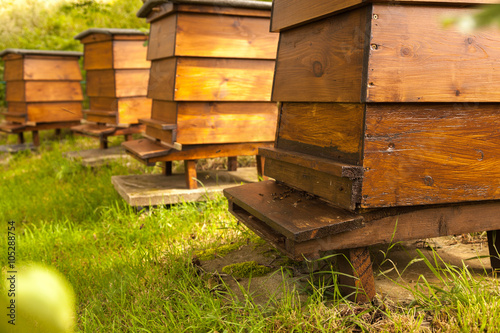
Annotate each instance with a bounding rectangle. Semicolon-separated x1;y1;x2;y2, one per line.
1;132;500;332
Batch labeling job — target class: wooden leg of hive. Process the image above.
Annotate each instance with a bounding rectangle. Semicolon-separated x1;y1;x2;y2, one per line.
163;161;173;176
99;136;108;149
228;156;238;171
488;230;500;270
55;128;61;137
184;160;198;189
124;134;133;141
337;247;376;303
17;132;25;144
32;131;40;146
256;155;267;180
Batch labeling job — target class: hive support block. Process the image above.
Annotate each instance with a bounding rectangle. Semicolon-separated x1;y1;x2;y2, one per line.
55;128;61;137
228;156;238;171
488;230;500;270
163;161;173;176
185;160;198;189
337;247;376;303
256;155;266;179
124;134;133;142
17;133;24;145
99;136;108;150
32;131;40;146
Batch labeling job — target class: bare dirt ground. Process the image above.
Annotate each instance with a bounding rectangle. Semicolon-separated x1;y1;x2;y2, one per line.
198;235;491;304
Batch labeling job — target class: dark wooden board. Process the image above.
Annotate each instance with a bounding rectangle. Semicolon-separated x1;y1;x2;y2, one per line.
139;118;176;130
224;180;364;243
122;138;172;160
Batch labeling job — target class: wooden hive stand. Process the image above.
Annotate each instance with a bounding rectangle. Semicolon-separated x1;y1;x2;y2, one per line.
0;49;83;146
121;0;279;191
224;0;500;303
71;28;152;149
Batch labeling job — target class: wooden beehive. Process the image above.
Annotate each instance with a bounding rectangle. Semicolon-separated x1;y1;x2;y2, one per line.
224;0;500;301
74;28;151;126
1;49;83;126
124;0;279;189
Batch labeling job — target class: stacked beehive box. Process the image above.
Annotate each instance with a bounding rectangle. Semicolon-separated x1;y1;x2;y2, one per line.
71;29;151;149
224;0;500;301
123;0;279;189
0;49;83;146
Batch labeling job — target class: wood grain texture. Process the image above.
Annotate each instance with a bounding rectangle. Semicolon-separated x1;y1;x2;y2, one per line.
27;102;82;123
176;102;277;144
184;159;198;189
23;57;82;80
3;59;24;81
174;58;275;101
176;4;271;18
113;40;150;69
84;42;113;70
147;13;177;60
264;158;361;210
148;58;176;100
151;100;178;123
115;69;150;97
89;97;119;111
175;12;278;59
272;7;369;102
271;0;499;32
8;81;83;102
337;247;376;303
6;102;27;114
122;138;172;161
362;103;500;208
145;125;175;144
117;97;152;124
225;180;364;243
367;4;500;102
84;110;117;124
277;103;365;164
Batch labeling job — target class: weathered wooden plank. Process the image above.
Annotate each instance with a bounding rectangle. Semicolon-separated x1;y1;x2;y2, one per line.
3;112;27;124
84;110;117;124
174;12;278;59
272;7;370;102
5;81;25;102
117;97;152;125
148;58;176;100
115;69;150;97
122;138;172;160
176;4;271;18
84;42;113;70
174;58;275;101
86;70;116;97
224;180;364;243
27;102;82;123
89;97;118;111
337;247;376;303
270;0;499;32
176;102;277;144
185;159;198;189
113;40;150;69
277;103;365;165
367;5;500;102
151;100;178;123
139;118;176;130
145;125;175;143
362;103;500;208
264;158;362;211
3;59;24;81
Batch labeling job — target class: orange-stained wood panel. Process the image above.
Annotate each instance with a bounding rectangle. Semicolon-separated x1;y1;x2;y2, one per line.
23;57;82;81
176;102;277;144
84;42;113;70
151;100;178;124
272;7;369;103
3;59;24;81
113;40;150;69
174;58;275;101
27;102;83;123
362;103;500;208
367;5;500;102
147;57;176;100
117;97;152;124
115;69;150;97
147;13;177;60
175;12;278;59
24;82;83;102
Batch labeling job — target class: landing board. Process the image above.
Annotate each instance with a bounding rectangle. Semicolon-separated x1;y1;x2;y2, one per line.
112;167;259;207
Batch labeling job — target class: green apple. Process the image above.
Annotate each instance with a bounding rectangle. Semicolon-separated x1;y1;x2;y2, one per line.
0;263;76;333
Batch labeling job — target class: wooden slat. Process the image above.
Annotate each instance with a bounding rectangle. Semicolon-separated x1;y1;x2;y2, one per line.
3;112;27;124
270;0;499;32
145;125;175;143
84;42;113;70
71;123;117;136
264;157;362;211
23;58;82;81
6;81;25;102
151;100;178;123
3;59;24;81
367;5;500;102
176;4;271;18
362;103;500;208
174;58;275;101
115;69;150;97
84;110;117;124
174;12;278;59
259;148;363;179
113;40;150;69
122;138;172;160
272;7;369;102
176;102;278;144
225;180;364;243
147;142;274;163
89;97;118;111
139;118;176;130
86;70;115;97
27;102;82;123
26;82;82;102
147;13;177;60
277;103;365;165
6;102;27;114
148;58;176;100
